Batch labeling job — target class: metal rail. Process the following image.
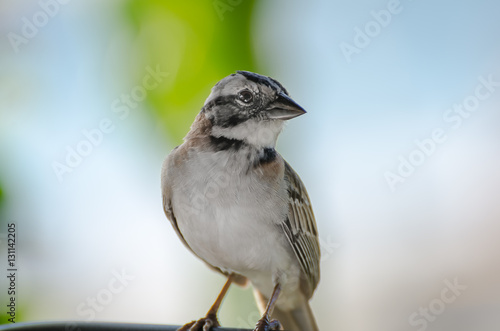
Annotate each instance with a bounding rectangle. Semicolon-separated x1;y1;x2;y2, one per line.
0;322;252;331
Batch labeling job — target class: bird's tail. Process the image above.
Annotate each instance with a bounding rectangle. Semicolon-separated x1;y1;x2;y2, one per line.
253;289;319;331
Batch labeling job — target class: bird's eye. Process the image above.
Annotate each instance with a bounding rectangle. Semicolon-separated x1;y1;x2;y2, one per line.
238;90;253;103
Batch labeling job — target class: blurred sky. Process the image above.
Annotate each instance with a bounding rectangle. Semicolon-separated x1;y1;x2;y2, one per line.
1;1;500;330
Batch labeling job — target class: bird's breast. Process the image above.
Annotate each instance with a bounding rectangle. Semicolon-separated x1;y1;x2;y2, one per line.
171;149;291;274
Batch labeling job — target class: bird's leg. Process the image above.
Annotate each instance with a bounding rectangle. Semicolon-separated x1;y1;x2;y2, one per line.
177;274;234;331
254;283;282;331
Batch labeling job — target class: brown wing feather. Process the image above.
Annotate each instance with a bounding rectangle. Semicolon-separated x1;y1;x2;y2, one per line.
281;161;321;297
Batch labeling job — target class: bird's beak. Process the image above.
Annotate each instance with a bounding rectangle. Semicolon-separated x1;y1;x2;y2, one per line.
266;92;307;120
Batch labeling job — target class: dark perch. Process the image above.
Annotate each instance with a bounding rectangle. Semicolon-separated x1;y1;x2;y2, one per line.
0;322;253;331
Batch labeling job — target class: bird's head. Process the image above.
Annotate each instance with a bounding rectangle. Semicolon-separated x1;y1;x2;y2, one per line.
202;71;306;149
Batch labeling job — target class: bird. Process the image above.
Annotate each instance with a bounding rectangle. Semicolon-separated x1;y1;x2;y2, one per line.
161;70;320;331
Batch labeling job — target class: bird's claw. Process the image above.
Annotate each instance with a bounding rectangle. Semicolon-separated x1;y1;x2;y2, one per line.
177;313;220;331
254;317;282;331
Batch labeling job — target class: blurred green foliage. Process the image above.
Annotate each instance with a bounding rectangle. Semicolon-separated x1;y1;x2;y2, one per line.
0;306;24;325
123;0;258;144
0;185;3;212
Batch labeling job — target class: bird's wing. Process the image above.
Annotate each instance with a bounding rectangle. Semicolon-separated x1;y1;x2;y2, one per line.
161;148;247;285
281;161;321;297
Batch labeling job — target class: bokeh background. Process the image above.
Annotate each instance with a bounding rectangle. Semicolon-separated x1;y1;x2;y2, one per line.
1;0;500;330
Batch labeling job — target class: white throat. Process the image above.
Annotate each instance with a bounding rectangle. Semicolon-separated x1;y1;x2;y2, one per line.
211;119;284;148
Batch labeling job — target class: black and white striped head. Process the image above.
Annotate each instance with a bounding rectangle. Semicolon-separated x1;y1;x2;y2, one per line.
203;71;306;148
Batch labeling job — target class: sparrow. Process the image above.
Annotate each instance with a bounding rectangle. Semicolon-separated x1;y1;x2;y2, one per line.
161;71;320;331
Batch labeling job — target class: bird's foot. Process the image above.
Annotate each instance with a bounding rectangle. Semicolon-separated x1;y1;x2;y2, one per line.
254;317;282;331
177;313;220;331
